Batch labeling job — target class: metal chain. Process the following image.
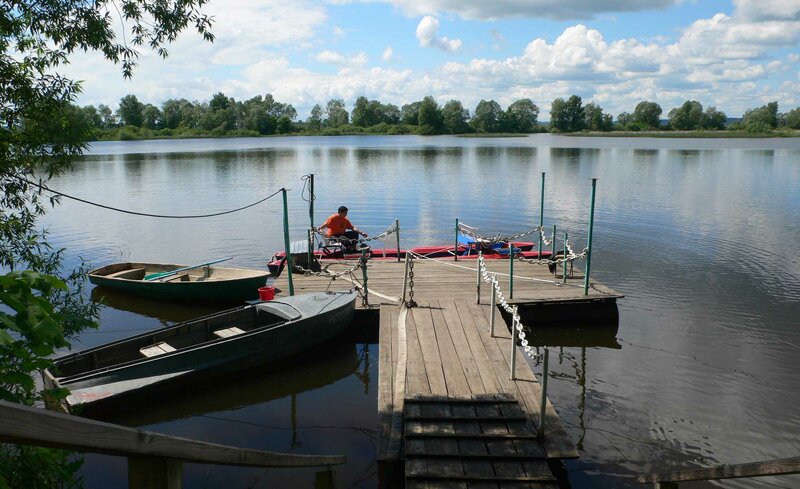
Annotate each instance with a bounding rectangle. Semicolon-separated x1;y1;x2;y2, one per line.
458;222;543;244
478;255;540;360
361;220;398;242
293;261;361;278
539;227;553;246
406;253;417;307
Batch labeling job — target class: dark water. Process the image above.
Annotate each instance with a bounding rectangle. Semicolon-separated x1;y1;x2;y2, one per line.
40;134;800;488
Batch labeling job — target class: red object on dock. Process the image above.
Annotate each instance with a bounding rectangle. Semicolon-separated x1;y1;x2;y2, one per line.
258;286;275;301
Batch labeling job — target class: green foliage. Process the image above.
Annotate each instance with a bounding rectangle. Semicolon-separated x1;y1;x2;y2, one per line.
417;96;444;134
743;102;778;131
325;99;349;127
632;101;663;129
583;103;612;131
785;107;800;129
505;99;539;133
669;100;704;130
116;95;145;127
442;100;471;134
550;95;585;132
471;100;503;133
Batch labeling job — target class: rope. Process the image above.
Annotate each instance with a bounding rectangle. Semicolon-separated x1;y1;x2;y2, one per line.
478;255;540;361
15;176;282;219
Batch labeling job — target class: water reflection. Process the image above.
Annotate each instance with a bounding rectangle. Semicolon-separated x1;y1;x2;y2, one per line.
90;286;223;323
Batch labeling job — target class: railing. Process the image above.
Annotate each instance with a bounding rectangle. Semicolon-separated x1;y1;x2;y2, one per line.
638;456;800;488
0;400;345;489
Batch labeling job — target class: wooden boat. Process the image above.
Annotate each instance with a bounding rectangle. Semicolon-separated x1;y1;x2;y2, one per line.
88;261;270;303
43;291;357;409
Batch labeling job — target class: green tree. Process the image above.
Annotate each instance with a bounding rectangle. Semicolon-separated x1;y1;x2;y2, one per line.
743;102;778;132
97;104;116;129
142;104;163;130
616;111;631;129
701;107;727;130
380;103;401;124
307;104;324;132
550;95;585;132
785;107;800;129
442;100;470;134
417;96;444;134
583;103;612;131
80;105;103;129
668;100;704;130
506;99;539;133
325;99;349;127
632;101;663;129
116;94;145;127
471;100;503;133
1;1;213;486
351;96;371;127
401;101;422;125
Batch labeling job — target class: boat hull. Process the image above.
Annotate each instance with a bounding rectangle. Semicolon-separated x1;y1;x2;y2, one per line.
88;262;270;303
45;291;356;407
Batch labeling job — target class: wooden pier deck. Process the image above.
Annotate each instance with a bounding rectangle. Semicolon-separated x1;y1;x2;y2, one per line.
272;256;622;487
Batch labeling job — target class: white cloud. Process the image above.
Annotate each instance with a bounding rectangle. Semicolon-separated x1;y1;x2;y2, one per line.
382;46;394;62
733;0;800;21
328;0;679;20
416;16;462;52
315;50;347;65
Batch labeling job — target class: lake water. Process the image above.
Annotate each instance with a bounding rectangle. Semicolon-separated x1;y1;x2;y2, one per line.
40;134;800;488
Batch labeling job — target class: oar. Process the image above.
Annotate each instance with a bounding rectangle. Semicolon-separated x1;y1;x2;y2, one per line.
144;257;234;281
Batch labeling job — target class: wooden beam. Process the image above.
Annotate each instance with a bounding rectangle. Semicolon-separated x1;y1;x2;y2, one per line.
0;401;345;467
128;457;182;489
638;456;800;483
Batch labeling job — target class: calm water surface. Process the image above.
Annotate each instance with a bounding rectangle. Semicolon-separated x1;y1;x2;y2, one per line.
41;134;800;488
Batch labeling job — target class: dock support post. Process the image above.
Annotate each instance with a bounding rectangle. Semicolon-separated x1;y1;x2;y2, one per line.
490;274;496;336
401;253;410;304
562;232;568;284
454;218;459;261
538;348;550;438
395;219;401;263
509;244;514;299
538;172;545;263
584;178;597;295
281;188;295;296
476;251;482;304
509;306;518;380
361;249;369;306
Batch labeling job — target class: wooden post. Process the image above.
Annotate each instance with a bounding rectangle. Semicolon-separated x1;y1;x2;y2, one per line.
129;456;183;489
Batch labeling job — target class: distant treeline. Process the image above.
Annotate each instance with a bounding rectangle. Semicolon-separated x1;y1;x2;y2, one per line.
70;92;800;140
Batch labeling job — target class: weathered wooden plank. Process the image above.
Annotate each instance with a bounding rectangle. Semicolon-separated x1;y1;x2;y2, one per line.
377;304;397;460
450;301;503;394
413;306;449;397
406;310;432;396
638;456;800;484
405;403;430;489
0;401;345;467
430;303;472;398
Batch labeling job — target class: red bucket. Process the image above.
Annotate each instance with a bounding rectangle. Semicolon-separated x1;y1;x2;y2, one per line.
258;286;275;301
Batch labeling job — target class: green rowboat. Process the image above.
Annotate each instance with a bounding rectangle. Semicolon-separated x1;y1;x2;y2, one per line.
88;262;270;303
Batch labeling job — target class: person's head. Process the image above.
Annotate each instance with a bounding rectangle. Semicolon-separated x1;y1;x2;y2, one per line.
337;205;348;216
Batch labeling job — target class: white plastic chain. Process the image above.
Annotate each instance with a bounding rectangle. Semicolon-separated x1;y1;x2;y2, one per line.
458;222;543;244
478;255;540;360
539;227;553;246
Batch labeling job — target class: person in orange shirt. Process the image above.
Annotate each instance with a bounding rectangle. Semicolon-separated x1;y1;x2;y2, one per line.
317;206;368;243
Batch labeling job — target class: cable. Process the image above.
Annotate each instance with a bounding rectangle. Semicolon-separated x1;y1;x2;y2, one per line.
15;176;282;219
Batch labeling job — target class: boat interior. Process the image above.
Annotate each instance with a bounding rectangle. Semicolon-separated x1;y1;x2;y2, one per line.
53;303;297;381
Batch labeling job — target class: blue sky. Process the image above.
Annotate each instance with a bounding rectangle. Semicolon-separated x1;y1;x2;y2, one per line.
68;0;800;119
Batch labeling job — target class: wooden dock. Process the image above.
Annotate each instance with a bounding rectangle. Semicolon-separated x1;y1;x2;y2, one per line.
272;256;623;487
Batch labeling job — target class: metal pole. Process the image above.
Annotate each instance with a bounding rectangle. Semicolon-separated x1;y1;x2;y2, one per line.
476;251;482;304
361;249;369;306
551;225;557;263
395;219;401;263
307;228;313;269
490;274;496;336
309;173;315;230
509;242;514;299
281;188;294;296
584;178;597;295
538;347;550;438
454;218;459;262
538;172;545;263
509;306;518;380
401;252;410;304
563;232;568;285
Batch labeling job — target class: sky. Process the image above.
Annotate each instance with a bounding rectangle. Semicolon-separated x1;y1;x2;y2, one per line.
66;0;800;119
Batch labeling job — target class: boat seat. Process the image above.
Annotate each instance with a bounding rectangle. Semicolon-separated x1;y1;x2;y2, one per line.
139;342;176;357
163;273;190;282
108;267;146;280
213;327;245;338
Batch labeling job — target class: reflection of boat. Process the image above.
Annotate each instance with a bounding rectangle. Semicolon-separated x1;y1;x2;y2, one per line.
90;286;224;323
80;336;361;426
44;291;356;408
88;262;269;303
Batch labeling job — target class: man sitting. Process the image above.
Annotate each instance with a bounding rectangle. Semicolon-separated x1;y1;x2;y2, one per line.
316;206;368;252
